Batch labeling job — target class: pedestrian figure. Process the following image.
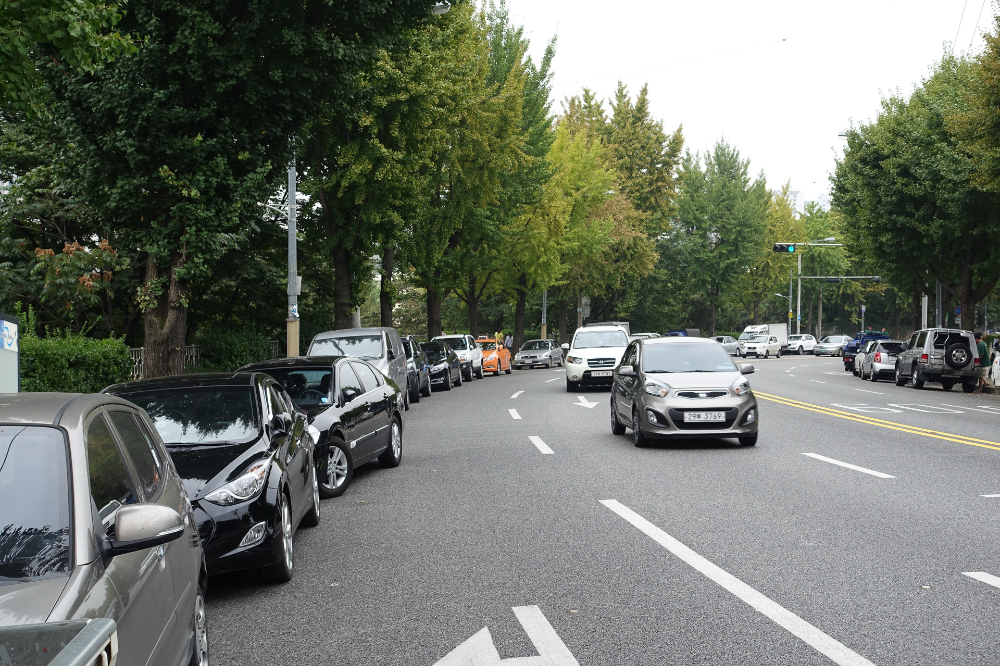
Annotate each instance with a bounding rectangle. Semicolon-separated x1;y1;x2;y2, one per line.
976;332;989;392
505;333;513;349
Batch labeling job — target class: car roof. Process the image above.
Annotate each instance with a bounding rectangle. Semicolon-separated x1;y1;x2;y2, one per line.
0;392;140;426
641;336;714;346
314;328;389;339
240;356;344;371
104;371;260;395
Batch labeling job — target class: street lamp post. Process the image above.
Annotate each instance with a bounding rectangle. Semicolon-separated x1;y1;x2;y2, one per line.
258;154;300;358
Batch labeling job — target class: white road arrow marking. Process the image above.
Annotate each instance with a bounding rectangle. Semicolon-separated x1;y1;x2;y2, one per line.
511;391;524;399
432;606;578;666
509;409;522;420
963;571;1000;590
574;395;598;409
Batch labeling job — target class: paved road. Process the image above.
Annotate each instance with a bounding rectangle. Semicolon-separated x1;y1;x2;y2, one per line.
206;356;1000;665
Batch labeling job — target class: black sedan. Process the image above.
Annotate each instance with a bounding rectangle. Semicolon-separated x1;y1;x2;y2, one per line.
402;335;432;405
104;372;320;582
239;356;404;499
422;341;462;390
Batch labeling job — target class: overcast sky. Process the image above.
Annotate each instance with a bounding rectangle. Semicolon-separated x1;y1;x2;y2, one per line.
504;0;994;206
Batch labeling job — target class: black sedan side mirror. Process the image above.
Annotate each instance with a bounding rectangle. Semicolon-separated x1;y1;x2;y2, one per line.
270;413;291;436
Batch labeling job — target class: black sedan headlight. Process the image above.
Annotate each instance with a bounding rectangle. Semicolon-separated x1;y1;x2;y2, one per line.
204;461;268;506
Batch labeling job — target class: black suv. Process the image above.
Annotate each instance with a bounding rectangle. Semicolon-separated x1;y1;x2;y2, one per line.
894;328;980;391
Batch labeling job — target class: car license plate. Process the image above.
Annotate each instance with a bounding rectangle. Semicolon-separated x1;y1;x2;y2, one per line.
591;370;612;377
684;411;725;422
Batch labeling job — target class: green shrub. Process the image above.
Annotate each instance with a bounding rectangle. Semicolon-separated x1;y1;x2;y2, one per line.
195;327;274;372
21;335;132;393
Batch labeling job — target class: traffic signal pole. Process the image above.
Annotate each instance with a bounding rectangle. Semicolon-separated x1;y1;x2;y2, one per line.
796;254;802;334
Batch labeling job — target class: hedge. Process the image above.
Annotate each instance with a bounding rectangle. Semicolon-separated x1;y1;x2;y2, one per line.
195;327;274;372
21;335;133;393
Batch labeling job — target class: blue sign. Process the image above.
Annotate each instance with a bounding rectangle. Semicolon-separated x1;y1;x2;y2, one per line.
955;306;962;316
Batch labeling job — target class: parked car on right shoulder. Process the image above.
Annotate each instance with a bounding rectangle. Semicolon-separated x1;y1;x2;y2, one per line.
894;328;980;391
813;335;851;357
858;339;904;382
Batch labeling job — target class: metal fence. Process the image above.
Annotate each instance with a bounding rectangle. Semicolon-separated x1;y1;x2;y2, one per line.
127;345;200;380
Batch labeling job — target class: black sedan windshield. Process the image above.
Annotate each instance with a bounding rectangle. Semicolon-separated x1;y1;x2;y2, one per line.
642;343;738;373
261;368;333;409
422;342;450;361
0;426;71;584
119;388;259;445
311;335;384;359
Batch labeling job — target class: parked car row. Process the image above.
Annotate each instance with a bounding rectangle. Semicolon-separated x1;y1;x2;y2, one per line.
843;327;983;392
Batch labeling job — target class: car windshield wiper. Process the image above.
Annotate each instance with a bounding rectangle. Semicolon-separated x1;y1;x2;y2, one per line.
680;369;716;372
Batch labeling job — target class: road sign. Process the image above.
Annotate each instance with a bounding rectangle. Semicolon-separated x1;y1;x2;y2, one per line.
788;311;793;319
434;605;579;665
955;306;962;316
861;305;866;314
581;297;590;306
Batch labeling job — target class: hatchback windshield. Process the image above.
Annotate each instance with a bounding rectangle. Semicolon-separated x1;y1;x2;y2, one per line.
642;343;738;373
118;388;259;445
573;330;629;349
521;340;548;351
440;337;468;350
258;368;333;409
311;335;384;359
0;426;71;585
749;336;768;343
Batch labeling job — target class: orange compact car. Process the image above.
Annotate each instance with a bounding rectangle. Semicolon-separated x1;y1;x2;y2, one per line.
480;338;512;375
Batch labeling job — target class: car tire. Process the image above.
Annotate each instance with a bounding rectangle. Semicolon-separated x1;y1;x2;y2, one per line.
764;350;769;359
798;346;804;355
910;366;924;389
962;381;977;393
941;381;954;391
403;387;410;411
631;406;648;448
420;377;432;397
945;343;973;370
567;379;578;392
410;380;420;404
776;349;781;359
475;363;484;379
611;397;627;435
441;372;452;391
505;362;512;375
455;368;463;387
378;418;403;468
738;433;758;447
318;438;353;498
188;579;209;666
301;463;321;527
259;492;294;583
895;366;906;386
869;369;878;383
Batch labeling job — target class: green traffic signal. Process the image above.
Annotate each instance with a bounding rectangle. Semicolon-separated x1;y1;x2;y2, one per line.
772;243;796;253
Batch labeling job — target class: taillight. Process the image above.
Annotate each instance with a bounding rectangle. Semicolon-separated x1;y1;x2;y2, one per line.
921;354;928;362
975;357;980;367
874;352;881;363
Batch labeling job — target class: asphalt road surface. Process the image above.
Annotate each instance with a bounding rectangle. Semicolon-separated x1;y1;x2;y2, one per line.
206;355;1000;665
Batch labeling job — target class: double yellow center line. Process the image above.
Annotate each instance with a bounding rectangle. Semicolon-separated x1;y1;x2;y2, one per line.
755;391;1000;452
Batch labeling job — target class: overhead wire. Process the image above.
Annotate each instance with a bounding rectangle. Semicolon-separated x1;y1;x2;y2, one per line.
969;0;988;51
954;0;969;53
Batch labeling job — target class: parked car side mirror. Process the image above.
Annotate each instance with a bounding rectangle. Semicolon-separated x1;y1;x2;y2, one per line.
618;366;635;376
109;505;184;556
900;342;908;351
386;348;396;360
270;413;291;436
561;343;570;350
740;363;755;375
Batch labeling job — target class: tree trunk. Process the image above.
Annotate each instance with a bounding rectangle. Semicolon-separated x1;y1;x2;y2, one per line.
143;254;187;378
558;298;568;343
513;274;528;352
380;245;394;328
709;289;717;337
467;276;479;338
807;292;814;336
332;245;353;330
426;286;443;341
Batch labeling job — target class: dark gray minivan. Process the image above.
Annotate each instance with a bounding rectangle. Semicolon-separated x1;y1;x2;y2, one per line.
307;327;409;409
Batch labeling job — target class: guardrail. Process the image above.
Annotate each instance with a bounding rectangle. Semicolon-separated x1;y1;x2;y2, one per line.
0;618;117;666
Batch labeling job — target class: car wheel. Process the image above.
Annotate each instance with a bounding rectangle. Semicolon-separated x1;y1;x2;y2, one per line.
611;397;626;435
403;387;410;411
259;492;293;583
869;368;878;383
505;361;512;374
910;365;924;389
420;377;432;397
410;380;420;404
776;349;781;359
941;381;954;391
738;433;758;447
962;381;977;393
631;406;648;448
798;346;804;355
894;365;906;386
379;418;403;468
441;372;452;391
455;368;463;387
475;363;484;379
764;350;769;359
566;379;578;392
188;579;209;666
546;359;552;368
301;462;321;527
318;438;353;498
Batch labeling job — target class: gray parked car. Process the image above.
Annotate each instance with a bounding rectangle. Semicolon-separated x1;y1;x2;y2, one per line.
712;335;740;356
813;335;851;356
513;339;563;369
858;339;904;382
895;328;980;391
308;327;409;408
0;393;208;666
610;337;758;447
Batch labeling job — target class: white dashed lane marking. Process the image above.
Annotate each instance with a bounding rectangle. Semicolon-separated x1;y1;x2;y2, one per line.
528;436;554;454
511;391;524;399
509;409;522;420
802;453;895;479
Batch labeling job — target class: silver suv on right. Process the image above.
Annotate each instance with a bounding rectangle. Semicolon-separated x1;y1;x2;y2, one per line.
894;328;981;392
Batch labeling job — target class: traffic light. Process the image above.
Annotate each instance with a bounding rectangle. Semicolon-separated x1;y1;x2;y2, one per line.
826;276;842;283
873;276;881;284
773;243;796;253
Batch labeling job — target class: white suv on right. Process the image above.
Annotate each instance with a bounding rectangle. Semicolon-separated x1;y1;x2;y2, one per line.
562;325;630;392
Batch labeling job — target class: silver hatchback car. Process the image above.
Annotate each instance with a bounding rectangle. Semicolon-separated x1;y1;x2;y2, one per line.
610;337;758;447
0;393;208;666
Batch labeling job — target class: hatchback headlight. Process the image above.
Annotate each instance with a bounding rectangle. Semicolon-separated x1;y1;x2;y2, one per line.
644;380;671;398
732;378;752;396
567;356;583;364
204;461;268;506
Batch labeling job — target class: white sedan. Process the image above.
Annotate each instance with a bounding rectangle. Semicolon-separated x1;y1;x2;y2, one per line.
740;335;782;359
712;335;740;355
786;334;817;355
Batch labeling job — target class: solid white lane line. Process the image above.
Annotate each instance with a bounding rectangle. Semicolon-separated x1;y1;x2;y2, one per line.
802;453;895;479
509;409;522;420
528;436;554;455
963;571;1000;589
545;378;560;383
511;391;524;399
600;500;876;666
855;389;883;394
980;494;1000;498
510;605;579;666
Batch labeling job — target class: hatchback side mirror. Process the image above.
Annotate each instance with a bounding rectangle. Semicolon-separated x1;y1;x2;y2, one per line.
618;366;635;376
740;363;755;375
109;505;184;556
561;343;569;350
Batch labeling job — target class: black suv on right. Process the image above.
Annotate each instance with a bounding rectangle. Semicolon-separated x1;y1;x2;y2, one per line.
894;328;981;392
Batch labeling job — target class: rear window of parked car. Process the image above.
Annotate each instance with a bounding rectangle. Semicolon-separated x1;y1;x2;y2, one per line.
879;343;904;354
0;426;71;583
118;388;260;445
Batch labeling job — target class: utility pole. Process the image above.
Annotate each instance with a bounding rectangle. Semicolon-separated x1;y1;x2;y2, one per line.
935;281;943;327
286;148;299;357
540;289;548;340
796;253;802;334
788;270;793;339
921;294;928;328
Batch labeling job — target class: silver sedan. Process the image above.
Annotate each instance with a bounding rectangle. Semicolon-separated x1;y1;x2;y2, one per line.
712;335;740;355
